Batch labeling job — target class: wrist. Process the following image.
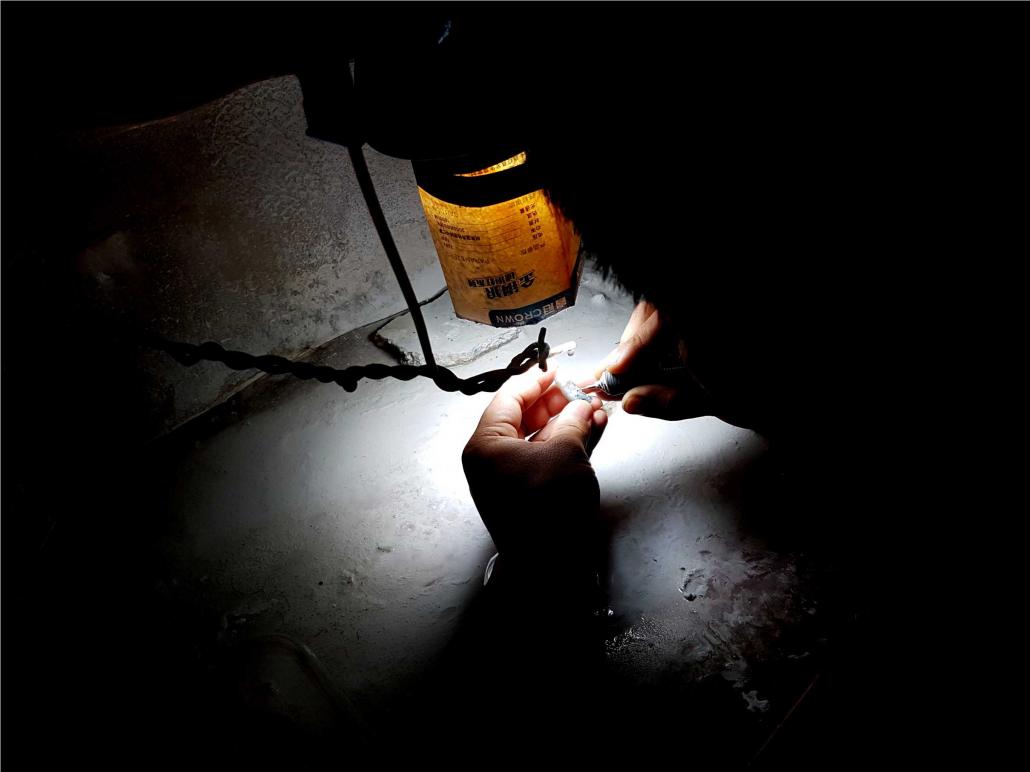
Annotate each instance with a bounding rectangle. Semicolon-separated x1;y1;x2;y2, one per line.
483;550;605;616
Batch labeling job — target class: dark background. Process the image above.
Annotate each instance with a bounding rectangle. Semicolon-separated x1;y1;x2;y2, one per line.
3;2;1017;766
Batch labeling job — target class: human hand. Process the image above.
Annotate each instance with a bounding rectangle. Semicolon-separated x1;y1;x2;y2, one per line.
596;301;709;421
462;367;607;570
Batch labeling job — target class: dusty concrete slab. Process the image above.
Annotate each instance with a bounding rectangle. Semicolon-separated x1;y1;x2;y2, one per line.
32;263;847;763
9;75;446;436
371;290;523;366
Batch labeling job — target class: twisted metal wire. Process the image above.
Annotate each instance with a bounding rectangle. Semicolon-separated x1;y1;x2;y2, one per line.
145;327;551;396
145;146;552;397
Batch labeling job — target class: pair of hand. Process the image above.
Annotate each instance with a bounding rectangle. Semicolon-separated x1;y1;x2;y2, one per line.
462;302;698;571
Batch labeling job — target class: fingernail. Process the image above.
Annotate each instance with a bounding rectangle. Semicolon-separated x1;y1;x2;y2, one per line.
623;395;646;414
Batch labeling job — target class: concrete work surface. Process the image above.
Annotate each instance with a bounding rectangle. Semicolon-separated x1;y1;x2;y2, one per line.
18;266;856;766
371;288;524;366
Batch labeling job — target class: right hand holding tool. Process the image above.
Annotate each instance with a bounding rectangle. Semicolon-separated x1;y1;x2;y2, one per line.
594;301;712;420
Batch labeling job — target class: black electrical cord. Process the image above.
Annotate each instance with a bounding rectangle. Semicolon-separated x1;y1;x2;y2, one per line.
146;327;551;396
348;144;437;369
146;146;552;395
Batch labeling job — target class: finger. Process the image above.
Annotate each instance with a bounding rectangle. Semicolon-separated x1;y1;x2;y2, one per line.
597;307;663;376
521;382;572;437
622;384;707;420
620;300;658;344
473;367;557;440
594;303;652;378
527;378;602;439
532;398;593;448
585;409;608;457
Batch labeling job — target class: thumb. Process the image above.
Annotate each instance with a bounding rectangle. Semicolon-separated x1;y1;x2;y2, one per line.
623;384;709;420
542;398;595;451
